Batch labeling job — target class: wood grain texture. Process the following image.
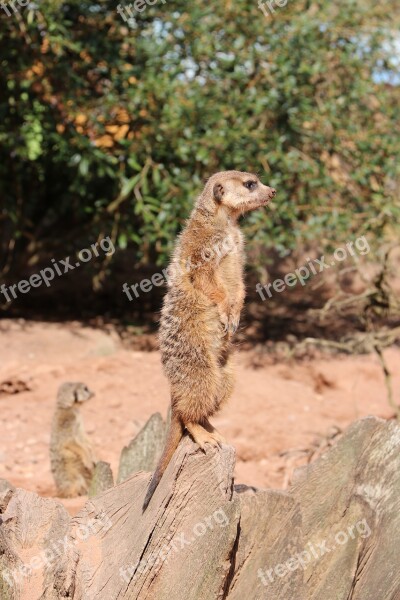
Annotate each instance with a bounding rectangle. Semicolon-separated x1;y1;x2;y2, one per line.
1;417;399;600
117;412;166;484
88;461;114;497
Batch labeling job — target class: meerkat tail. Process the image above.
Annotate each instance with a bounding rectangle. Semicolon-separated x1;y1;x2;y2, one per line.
142;413;183;511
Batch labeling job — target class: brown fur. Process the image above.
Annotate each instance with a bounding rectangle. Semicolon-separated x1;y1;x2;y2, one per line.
143;171;275;509
50;382;96;498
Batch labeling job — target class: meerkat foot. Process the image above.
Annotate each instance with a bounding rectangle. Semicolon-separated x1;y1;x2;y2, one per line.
185;422;222;450
202;419;226;445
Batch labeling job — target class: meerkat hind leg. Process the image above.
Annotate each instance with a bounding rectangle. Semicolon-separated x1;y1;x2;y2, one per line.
185;422;222;450
202;418;226;445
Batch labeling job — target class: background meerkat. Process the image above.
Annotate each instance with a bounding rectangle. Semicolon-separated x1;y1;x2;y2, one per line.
143;170;276;509
50;382;96;498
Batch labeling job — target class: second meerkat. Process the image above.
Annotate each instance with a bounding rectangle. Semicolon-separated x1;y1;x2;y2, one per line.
143;170;276;509
50;382;96;498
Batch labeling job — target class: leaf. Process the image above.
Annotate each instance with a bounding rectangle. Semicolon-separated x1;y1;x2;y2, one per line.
120;173;141;198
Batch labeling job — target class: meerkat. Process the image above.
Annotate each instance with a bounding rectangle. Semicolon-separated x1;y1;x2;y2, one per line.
143;170;276;509
50;382;96;498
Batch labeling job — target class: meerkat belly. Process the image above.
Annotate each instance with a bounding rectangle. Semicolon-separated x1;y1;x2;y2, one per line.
160;285;222;379
219;254;243;303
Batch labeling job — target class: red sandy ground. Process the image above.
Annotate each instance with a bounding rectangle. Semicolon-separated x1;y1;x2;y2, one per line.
0;319;398;516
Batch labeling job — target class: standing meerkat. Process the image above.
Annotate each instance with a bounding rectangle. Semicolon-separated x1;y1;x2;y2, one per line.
143;170;276;509
50;382;96;498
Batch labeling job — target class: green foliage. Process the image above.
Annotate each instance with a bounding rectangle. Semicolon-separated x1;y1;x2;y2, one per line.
0;0;399;272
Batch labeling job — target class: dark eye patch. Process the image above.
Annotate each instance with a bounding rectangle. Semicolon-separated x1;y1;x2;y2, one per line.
243;180;257;191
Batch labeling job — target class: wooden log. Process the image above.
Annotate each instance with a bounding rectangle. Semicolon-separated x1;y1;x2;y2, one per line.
0;417;399;600
0;481;14;495
88;461;114;497
290;417;400;600
117;412;166;484
0;488;71;600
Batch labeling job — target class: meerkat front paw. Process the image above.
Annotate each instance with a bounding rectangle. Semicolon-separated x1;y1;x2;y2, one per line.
217;302;230;333
229;310;241;334
218;304;240;335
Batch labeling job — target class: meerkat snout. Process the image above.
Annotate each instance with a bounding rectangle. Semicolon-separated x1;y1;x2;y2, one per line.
74;384;94;403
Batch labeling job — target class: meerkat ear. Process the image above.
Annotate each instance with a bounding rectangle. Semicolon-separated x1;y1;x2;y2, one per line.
213;183;224;203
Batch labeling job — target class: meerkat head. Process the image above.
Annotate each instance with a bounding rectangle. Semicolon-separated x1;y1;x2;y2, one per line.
56;382;94;409
198;170;276;217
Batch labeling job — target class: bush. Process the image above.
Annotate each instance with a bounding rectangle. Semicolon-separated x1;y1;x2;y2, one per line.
1;0;399;277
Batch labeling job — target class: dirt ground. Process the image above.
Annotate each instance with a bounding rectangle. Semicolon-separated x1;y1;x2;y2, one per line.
0;319;398;516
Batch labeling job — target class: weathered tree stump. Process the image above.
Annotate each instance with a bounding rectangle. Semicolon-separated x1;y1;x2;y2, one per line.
117;412;166;484
0;416;399;600
88;461;114;497
0;481;14;495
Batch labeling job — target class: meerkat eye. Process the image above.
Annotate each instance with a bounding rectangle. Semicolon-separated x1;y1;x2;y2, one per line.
244;180;257;191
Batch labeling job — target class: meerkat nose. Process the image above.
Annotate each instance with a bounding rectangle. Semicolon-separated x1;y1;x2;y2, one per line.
270;188;276;197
